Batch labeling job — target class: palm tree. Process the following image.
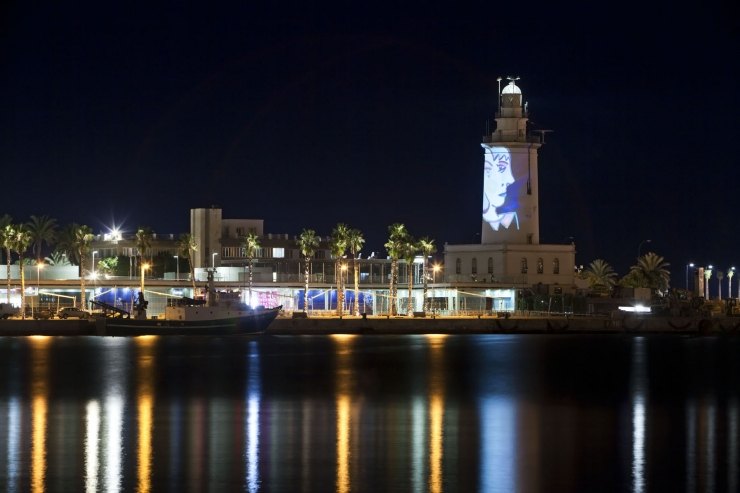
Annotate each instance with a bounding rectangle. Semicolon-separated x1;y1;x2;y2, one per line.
243;232;260;306
417;237;436;313
69;224;94;309
177;233;198;293
330;223;350;316
26;215;57;262
0;217;14;303
11;226;32;319
624;252;671;292
584;259;618;294
135;226;154;266
297;229;320;313
45;250;72;266
346;228;365;316
402;236;417;316
384;223;409;316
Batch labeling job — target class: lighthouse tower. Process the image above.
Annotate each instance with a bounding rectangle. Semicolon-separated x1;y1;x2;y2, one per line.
481;78;542;245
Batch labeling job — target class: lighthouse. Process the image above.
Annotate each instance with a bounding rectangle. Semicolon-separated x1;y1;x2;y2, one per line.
481;77;542;245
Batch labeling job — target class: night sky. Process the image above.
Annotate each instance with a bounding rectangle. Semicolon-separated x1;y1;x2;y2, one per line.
1;2;738;287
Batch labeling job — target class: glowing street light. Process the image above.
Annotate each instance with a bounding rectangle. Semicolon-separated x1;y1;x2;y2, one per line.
728;267;735;299
35;262;44;318
704;265;713;300
432;264;441;284
212;252;218;269
174;255;179;281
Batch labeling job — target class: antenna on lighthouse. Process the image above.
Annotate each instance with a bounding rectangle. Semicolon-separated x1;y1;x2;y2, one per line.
497;76;502;114
533;129;554;144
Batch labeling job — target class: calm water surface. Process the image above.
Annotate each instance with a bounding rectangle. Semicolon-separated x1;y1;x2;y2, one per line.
0;333;737;492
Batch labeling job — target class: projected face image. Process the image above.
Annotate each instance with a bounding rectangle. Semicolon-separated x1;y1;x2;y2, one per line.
482;147;518;230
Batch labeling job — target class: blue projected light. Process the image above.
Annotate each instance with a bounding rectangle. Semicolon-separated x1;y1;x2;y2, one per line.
482;146;520;233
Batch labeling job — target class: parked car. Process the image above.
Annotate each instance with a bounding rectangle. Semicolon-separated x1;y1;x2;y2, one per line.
24;306;53;320
0;303;19;319
57;307;91;319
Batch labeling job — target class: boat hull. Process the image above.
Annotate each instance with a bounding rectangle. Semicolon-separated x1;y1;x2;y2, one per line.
103;307;280;336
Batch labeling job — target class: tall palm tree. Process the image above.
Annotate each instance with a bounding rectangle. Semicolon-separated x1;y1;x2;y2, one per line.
330;223;350;316
402;236;417;316
70;224;94;309
135;226;154;265
584;259;618;293
417;237;436;313
0;217;14;303
624;252;671;292
346;228;365;316
384;223;409;316
11;226;32;319
297;229;320;313
243;232;260;306
177;233;198;293
26;215;57;262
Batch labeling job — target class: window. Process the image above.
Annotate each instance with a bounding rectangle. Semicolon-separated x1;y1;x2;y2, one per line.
273;247;285;259
521;258;528;274
537;257;544;274
456;258;461;274
488;257;493;274
472;258;477;274
553;258;560;274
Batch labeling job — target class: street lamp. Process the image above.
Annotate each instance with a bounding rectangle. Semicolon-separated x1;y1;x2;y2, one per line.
704;265;713;299
637;239;651;258
728;267;735;299
35;262;44;318
718;270;724;299
685;262;694;291
212;252;218;269
432;264;441;284
92;251;98;280
174;255;179;281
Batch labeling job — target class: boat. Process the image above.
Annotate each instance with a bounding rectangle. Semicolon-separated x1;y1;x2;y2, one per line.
94;271;282;336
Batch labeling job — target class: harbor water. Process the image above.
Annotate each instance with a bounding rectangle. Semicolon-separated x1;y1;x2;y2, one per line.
0;333;737;492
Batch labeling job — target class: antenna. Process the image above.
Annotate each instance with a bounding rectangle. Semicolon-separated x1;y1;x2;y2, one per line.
533;129;554;144
497;76;502;114
506;75;520;83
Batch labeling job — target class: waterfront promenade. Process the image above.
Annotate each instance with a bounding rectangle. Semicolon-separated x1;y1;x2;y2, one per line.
1;312;737;336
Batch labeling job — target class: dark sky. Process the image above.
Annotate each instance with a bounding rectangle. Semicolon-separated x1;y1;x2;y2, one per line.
1;2;738;287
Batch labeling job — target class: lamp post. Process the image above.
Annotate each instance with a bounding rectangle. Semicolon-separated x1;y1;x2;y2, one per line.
637;239;651;259
212;252;218;269
174;255;179;281
433;264;441;284
92;250;98;280
729;267;735;299
35;262;44;317
685;262;694;291
704;265;713;299
718;270;724;300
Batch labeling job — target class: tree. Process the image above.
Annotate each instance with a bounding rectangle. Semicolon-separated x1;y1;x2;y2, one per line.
177;233;198;293
26;215;57;262
384;223;409;316
584;259;618;294
297;229;320;313
97;257;118;277
135;226;154;265
0;216;14;304
402;236;417;316
243;232;260;306
330;223;349;316
417;237;436;313
11;226;32;319
623;252;671;292
67;224;94;309
346;228;365;316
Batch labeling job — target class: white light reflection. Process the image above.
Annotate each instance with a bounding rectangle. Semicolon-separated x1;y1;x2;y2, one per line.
245;341;261;493
104;394;123;493
706;400;716;493
686;399;696;492
411;397;425;493
6;397;20;493
480;396;515;492
85;400;101;493
631;337;647;493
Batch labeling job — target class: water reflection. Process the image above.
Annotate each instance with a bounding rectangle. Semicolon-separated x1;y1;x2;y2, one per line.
103;338;130;493
332;334;355;493
85;400;100;493
136;336;156;493
630;337;647;493
30;337;49;493
427;334;447;493
245;340;261;493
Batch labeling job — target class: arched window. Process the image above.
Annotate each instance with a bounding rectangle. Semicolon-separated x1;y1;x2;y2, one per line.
553;258;560;274
471;258;477;274
537;257;544;274
488;257;493;274
456;258;461;274
521;258;528;274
